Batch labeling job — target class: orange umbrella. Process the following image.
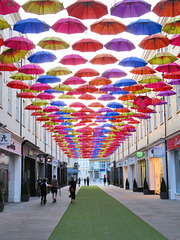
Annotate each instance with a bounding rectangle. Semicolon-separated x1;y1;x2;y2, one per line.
115;108;130;113
138;34;169;50
90;18;126;35
74;68;100;77
6;80;29;89
72;38;103;52
89;76;112;86
78;93;96;100
89;53;118;65
76;84;98;93
88;102;105;108
118;93;136;101
152;0;180;17
123;84;144;92
130;66;156;75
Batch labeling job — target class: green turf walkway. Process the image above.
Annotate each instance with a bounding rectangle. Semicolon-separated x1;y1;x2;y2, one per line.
49;186;167;240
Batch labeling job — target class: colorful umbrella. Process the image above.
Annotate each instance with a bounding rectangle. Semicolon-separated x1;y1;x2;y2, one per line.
17;92;35;98
37;75;61;84
78;93;96;100
157;90;176;97
37;37;69;50
89;54;118;65
88;102;104;108
22;0;64;15
72;38;103;52
170;34;180;46
66;0;108;20
162;16;180;34
144;81;168;89
28;51;57;63
31;99;49;106
119;57;147;68
50;100;66;107
126;19;162;35
123;84;144;92
163;72;180;79
36;92;55;100
130;66;156;75
58;94;75;99
155;63;180;73
98;94;116;101
90;18;126;35
62;76;86;85
13;18;50;34
168;79;180;85
0;0;20;15
110;0;151;18
69;102;86;108
138;34;170;50
0;63;17;72
74;68;99;77
59;54;87;65
152;0;180;17
18;64;44;75
46;66;72;76
76;84;98;93
0;48;28;63
138;75;161;84
53;84;73;92
104;38;135;52
25;105;42;110
0;16;10;30
6;80;29;90
4;36;35;51
118;93;136;101
51;17;87;34
147;53;178;65
114;78;137;87
30;83;51;91
89;76;112;86
134;96;152;109
102;69;126;80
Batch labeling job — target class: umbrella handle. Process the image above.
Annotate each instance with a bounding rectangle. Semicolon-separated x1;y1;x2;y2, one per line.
0;25;4;30
8;0;14;7
159;0;164;9
170;21;176;30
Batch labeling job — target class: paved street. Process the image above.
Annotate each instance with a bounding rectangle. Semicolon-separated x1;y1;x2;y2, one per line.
0;185;180;240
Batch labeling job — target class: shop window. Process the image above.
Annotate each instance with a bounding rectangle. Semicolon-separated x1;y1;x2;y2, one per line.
100;161;105;169
16;93;19;121
8;88;12;114
176;85;180;111
144;120;147;136
154;106;157;128
140;121;143;138
160;105;164;123
148;118;152;132
175;151;180;193
167;96;172;118
136;124;139;141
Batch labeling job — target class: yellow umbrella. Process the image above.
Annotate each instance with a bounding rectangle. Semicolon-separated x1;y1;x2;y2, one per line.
31;100;49;106
53;84;73;92
10;72;35;80
0;48;28;63
61;107;76;113
58;94;76;99
0;17;10;30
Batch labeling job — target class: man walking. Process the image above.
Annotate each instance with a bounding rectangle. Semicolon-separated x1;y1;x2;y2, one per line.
51;175;58;203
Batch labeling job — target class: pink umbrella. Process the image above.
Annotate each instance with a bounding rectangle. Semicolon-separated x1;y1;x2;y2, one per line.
30;83;51;91
43;106;59;112
59;54;87;65
144;81;168;89
69;102;86;108
18;64;44;75
36;92;55;100
51;18;87;34
62;76;86;85
170;35;180;47
4;36;35;51
0;0;20;15
155;63;180;73
98;94;116;101
78;93;96;100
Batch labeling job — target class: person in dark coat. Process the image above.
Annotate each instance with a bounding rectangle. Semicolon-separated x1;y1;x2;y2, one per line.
40;179;47;205
69;177;76;203
87;177;89;186
78;177;81;187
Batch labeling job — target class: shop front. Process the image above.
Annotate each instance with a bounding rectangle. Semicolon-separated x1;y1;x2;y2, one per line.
137;158;146;188
128;157;136;190
123;160;128;188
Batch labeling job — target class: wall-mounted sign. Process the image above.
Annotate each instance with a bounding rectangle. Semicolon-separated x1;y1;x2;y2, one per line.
135;151;145;159
152;148;164;158
0;133;11;145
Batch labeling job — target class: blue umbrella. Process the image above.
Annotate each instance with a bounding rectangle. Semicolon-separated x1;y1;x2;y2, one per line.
13;18;50;34
110;90;129;95
55;111;68;115
107;102;123;109
102;123;113;127
44;89;63;94
119;57;147;68
28;51;57;63
126;19;162;36
50;101;66;107
114;78;137;87
104;112;120;117
37;75;61;84
61;122;73;126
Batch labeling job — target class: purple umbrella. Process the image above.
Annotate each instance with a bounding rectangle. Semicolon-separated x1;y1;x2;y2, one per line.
158;90;176;97
102;68;127;78
98;94;116;101
100;84;121;92
110;0;151;18
104;38;135;52
97;107;113;113
168;79;180;85
59;54;87;66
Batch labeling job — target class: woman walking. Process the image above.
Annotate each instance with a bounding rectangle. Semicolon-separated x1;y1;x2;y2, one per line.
69;177;76;203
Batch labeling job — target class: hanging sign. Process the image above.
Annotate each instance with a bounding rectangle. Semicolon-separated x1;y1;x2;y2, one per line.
0;133;11;145
135;151;145;159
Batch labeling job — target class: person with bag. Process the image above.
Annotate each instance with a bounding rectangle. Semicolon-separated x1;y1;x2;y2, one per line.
51;175;58;203
40;179;47;205
69;176;76;203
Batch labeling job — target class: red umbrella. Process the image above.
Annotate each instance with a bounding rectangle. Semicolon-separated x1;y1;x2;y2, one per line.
36;92;55;100
130;66;156;75
0;36;3;47
69;102;86;108
0;63;17;71
6;80;29;90
76;84;98;93
51;17;87;34
152;0;180;17
18;64;44;75
66;0;108;20
163;71;180;79
134;96;152;109
59;54;87;65
170;35;180;47
4;36;35;51
139;34;169;50
17;92;35;98
78;93;96;100
88;102;104;108
74;68;100;77
90;18;126;35
89;53;118;65
72;38;103;52
155;63;180;73
25;105;42;110
62;76;86;85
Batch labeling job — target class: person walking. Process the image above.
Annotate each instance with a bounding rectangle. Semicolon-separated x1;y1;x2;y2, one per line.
103;175;106;186
51;175;58;203
69;176;76;203
37;176;42;197
40;179;47;205
78;177;81;187
87;177;89;186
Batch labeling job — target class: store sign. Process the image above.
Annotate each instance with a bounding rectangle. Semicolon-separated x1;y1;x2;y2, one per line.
167;134;180;150
0;133;11;145
135;151;145;159
152;148;163;158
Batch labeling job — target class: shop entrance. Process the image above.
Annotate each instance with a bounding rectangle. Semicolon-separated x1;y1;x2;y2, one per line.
25;157;36;197
137;160;146;187
153;158;163;194
0;154;9;202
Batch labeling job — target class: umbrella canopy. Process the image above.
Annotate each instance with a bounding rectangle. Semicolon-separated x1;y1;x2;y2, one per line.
19;64;44;75
0;63;17;72
134;96;152;109
0;0;20;15
152;0;180;17
119;57;147;68
0;36;3;47
170;34;180;46
89;53;118;65
126;19;162;35
138;75;162;84
88;102;105;108
37;75;61;84
90;18;126;35
110;0;151;18
53;84;73;92
0;48;28;63
69;102;86;108
51;17;87;34
72;38;103;52
63;76;86;85
74;68;99;77
4;36;35;51
114;78;137;87
37;37;69;50
30;83;51;91
78;93;96;100
104;38;135;52
102;68;127;78
118;93;136;101
163;72;180;79
130;66;156;75
36;92;55;100
6;80;29;90
28;51;57;63
66;0;108;20
46;66;72;76
148;53;178;65
59;54;87;65
158;90;176;96
76;84;98;93
10;72;35;80
155;63;180;73
89;76;112;86
22;0;64;15
13;18;50;34
50;100;66;107
98;94;116;101
138;34;170;50
17;92;35;98
162;16;180;34
0;16;10;30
